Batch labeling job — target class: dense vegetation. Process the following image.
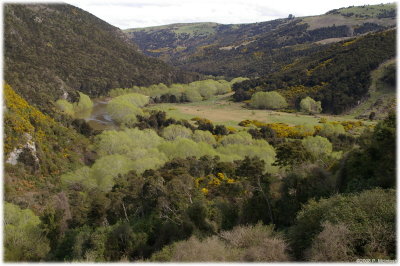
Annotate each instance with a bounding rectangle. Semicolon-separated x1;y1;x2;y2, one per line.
3;2;397;263
233;29;396;114
5;80;396;261
4;4;199;115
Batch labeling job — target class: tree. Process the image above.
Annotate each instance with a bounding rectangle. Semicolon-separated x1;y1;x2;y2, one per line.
338;111;396;192
158;138;218;160
318;123;345;137
91;154;135;191
55;92;93;118
250;91;287;109
299;96;322;114
273;140;312;168
219;131;253;146
162;124;193;141
192;130;216;145
4;202;50;261
106;98;143;126
184;88;203;102
301;136;332;160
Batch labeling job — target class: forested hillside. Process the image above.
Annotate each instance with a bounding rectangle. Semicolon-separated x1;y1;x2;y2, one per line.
125;3;396;77
4;4;199;114
232;29;396;114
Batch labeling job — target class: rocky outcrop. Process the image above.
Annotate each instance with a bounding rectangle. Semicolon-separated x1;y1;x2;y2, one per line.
6;133;40;170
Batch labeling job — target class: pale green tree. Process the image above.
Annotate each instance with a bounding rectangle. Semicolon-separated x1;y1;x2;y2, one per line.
301;136;332;159
215;80;231;95
100;126;171;154
217;140;277;173
219;131;253;146
106;98;143;126
4;203;50;261
91;154;135;191
192;130;217;145
61;166;96;189
318;123;346;136
162;124;193;140
250;91;288;109
184;88;203;102
158;138;217;160
55;99;74;116
55;92;93;118
300;96;322;114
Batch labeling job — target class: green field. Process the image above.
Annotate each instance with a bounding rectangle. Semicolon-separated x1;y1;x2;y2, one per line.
337;3;396;17
146;93;375;129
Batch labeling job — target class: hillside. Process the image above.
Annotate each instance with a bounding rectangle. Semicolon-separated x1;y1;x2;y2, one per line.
4;84;90;211
125;3;396;77
232;29;396;114
4;4;199;114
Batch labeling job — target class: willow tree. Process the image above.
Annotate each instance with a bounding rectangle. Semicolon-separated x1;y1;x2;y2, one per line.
106;97;144;126
250;91;287;109
300;96;322;114
162;124;193;141
301;136;332;160
4;203;50;261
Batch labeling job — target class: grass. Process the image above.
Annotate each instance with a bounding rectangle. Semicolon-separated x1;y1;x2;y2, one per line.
336;3;396;17
124;22;219;36
302;3;396;30
145;93;374;129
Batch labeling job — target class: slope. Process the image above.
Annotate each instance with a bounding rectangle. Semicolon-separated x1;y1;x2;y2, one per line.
232;29;396;114
4;4;199;114
4;84;90;212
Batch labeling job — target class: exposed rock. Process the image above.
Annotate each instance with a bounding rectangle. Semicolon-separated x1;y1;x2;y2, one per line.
6;133;40;170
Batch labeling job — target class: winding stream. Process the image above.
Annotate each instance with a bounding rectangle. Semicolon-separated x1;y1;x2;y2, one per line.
84;97;117;131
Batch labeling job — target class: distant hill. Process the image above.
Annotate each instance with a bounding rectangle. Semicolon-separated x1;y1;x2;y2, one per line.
125;3;396;78
4;4;199;114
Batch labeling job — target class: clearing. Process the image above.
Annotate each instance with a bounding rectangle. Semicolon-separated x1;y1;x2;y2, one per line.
146;93;373;128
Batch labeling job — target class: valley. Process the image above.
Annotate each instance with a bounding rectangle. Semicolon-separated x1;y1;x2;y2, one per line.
3;2;396;263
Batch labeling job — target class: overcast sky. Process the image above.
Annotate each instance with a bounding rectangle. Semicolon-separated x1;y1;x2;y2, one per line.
40;0;399;29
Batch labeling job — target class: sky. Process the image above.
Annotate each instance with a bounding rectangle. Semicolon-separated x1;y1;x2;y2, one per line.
62;0;394;29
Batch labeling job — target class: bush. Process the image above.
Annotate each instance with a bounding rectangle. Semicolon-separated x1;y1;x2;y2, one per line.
221;223;290;262
307;222;354;262
150;224;289;262
289;188;396;260
250;91;288;109
152;236;232;262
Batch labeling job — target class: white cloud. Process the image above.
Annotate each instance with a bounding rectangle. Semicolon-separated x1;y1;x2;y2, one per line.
59;0;395;29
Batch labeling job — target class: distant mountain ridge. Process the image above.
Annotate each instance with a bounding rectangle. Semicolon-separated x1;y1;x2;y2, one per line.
124;3;396;77
4;4;199;114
